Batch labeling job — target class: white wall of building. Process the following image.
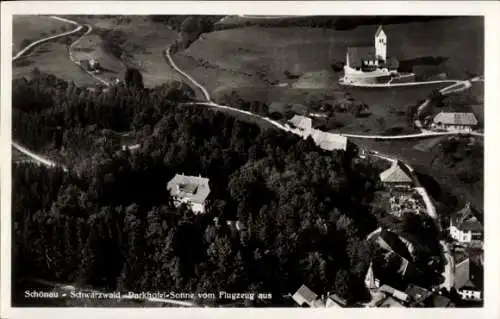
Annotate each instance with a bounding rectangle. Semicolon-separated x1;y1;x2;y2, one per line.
459;289;481;300
375;29;387;62
449;225;472;243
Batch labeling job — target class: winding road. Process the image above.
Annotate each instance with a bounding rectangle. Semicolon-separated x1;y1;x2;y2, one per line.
12;16;476;296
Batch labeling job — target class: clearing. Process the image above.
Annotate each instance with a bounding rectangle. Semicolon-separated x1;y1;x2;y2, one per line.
70;15;184;88
13;15;74;55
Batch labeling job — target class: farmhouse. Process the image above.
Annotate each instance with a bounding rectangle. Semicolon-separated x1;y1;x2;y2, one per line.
431;112;478;132
286;115;348;151
343;25;405;85
379;160;413;188
166;174;211;214
449;202;483;244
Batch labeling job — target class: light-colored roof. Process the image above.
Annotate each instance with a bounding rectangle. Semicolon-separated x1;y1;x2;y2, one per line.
365;262;378;290
311;130;348;151
326;294;347;307
433;112;478;126
292;285;318;306
288;115;312;131
379;160;413;183
167;174;211;204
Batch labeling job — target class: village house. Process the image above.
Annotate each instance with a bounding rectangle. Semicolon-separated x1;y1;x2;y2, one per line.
286;115;348;151
166;174;211;214
449;202;483;244
431;112;478;133
367;284;409;307
454;257;482;301
287;115;313;136
379;160;414;189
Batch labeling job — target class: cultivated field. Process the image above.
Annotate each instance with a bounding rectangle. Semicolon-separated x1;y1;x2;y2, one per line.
12;15;74;55
13;41;99;86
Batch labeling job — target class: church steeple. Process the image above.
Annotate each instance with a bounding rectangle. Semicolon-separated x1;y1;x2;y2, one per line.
374;25;387;62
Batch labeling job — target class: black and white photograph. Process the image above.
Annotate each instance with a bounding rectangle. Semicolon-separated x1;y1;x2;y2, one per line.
1;1;499;318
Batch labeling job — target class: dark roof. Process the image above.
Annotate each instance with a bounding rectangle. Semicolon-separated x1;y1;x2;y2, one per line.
379;229;413;261
451;203;483;232
375;25;385;37
405;284;432;305
347;46;375;68
431;294;454;307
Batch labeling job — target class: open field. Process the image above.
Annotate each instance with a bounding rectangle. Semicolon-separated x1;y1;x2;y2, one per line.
181;16;482;93
12;15;73;54
13;41;99;86
73;16;184;88
71;32;125;83
208;75;446;134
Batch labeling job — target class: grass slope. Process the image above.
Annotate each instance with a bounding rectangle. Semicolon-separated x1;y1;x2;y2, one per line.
73;16;184;88
13;41;98;86
13;15;73;54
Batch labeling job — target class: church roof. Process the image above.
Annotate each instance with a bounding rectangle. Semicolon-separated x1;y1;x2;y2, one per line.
375;25;385;37
379;160;413;184
347;46;375;68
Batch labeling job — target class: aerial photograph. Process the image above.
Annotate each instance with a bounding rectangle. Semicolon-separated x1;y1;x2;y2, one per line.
10;14;484;308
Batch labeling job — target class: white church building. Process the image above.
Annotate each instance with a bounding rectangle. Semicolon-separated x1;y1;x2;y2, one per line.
341;25;411;85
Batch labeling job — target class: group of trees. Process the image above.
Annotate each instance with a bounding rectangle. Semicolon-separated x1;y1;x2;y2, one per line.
13;71;386;306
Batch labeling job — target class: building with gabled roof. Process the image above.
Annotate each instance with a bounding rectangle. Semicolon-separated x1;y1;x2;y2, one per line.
449;202;483;244
432;112;478;132
454;257;482;301
292;285;318;307
310;130;348;152
167;173;211;214
379;160;413;188
288;115;312;134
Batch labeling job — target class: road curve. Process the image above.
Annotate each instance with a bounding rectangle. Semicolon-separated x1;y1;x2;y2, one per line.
12;24;83;61
12;142;68;172
165;47;211;101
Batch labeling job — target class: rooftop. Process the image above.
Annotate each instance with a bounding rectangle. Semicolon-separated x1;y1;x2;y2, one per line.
311;130;348;151
347;46;375;68
166;174;211;204
379;160;413;184
288;115;312;131
451;202;483;232
292;285;318;306
433;112;478;126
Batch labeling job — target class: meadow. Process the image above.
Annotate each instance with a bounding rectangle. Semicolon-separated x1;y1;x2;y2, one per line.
12;15;74;54
75;15;184;88
179;16;483;91
13;41;99;86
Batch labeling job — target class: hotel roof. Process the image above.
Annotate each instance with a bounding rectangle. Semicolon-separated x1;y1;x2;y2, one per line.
167;174;211;204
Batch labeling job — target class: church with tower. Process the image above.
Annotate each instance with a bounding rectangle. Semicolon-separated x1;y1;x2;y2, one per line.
342;25;404;85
